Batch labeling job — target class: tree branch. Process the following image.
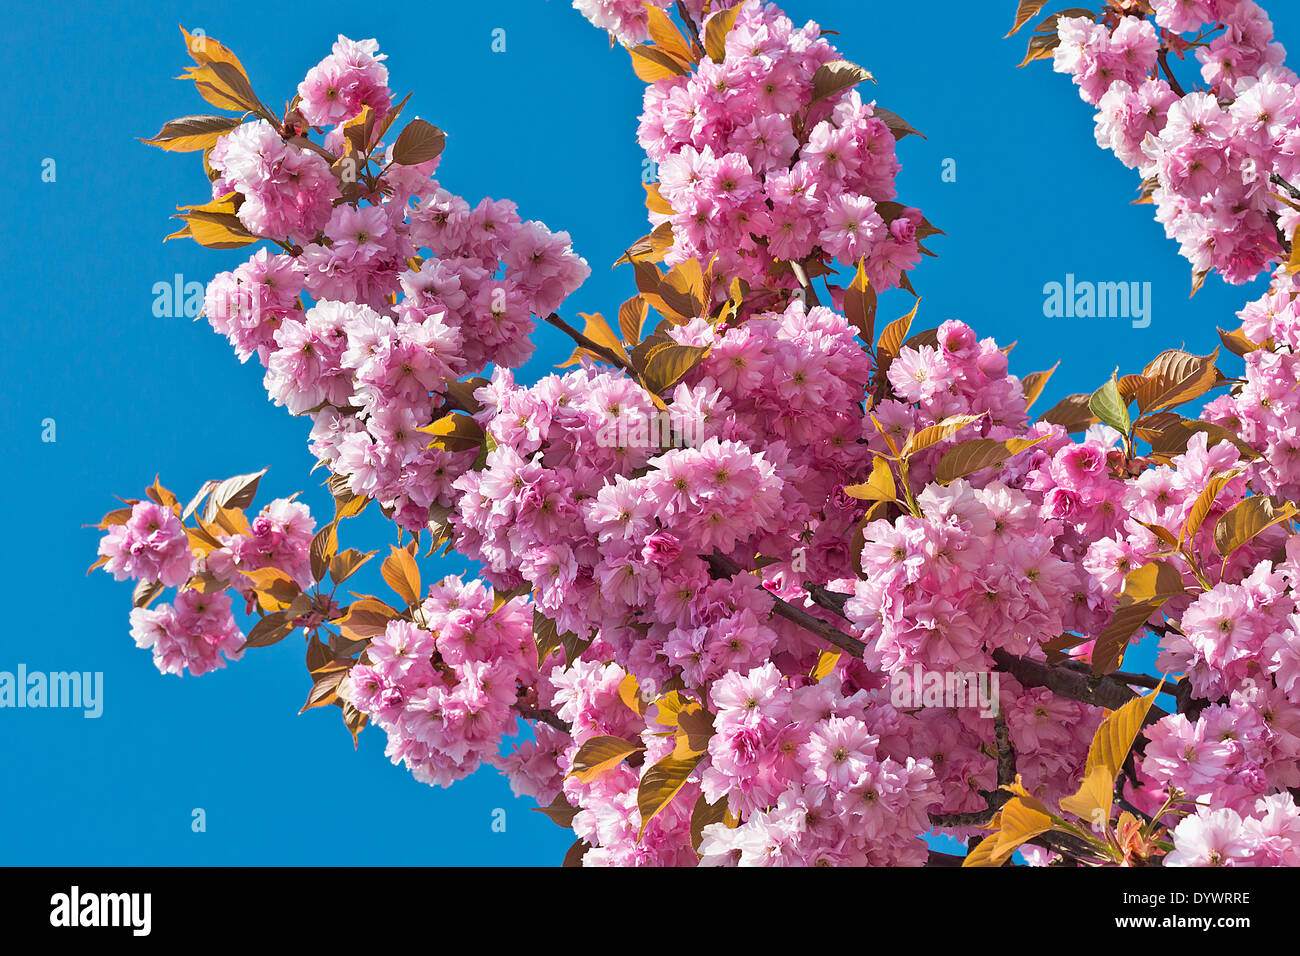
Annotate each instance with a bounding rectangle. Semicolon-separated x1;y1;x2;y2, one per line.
925;849;968;867
801;580;850;617
705;553;867;658
991;649;1169;722
1058;659;1170;693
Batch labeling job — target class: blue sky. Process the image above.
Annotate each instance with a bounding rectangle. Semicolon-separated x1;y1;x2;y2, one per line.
4;0;1294;865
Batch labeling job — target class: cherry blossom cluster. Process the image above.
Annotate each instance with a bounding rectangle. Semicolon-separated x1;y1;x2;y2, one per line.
99;0;1300;868
1165;793;1300;865
339;577;539;787
670;299;874;580
695;664;938;865
636;1;925;293
1203;273;1300;501
1055;1;1298;282
452;363;794;694
554;659;704;866
200;36;590;531
98;495;316;676
573;0;740;46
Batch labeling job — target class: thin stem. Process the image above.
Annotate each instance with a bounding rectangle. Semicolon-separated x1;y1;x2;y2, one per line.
789;260;822;307
674;0;704;56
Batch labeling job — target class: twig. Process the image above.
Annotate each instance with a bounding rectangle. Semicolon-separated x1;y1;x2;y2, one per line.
514;704;571;733
929;792;1009;829
925;850;968;867
929;721;1014;831
705;553;866;658
1115;790;1155;828
789;259;822;307
544;313;632;372
994;713;1016;788
1026;829;1104;864
1158;49;1187;97
1271;172;1300;203
801;581;850;617
674;1;704;56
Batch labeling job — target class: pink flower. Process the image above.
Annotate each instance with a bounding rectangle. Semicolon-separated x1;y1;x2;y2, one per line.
297;36;391;127
1165;807;1257;866
817;193;883;266
98;502;193;588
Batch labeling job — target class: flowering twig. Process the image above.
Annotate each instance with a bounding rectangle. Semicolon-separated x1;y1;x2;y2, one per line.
706;553;867;657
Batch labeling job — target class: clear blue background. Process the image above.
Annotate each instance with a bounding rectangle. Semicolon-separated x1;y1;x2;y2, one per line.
3;0;1290;865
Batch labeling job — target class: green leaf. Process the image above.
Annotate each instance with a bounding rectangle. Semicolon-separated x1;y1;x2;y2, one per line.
1089;376;1131;436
